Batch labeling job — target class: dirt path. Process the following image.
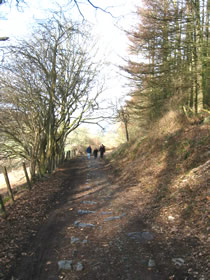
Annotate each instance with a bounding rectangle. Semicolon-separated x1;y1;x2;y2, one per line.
11;157;173;280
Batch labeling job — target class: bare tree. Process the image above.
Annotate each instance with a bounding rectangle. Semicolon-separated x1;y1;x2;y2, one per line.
118;107;130;142
0;13;103;178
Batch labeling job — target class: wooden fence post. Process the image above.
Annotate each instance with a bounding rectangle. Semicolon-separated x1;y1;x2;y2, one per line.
0;194;6;213
22;163;31;190
67;151;69;160
3;166;15;203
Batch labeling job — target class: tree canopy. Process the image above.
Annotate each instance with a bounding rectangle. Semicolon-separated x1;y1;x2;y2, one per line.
122;0;209;136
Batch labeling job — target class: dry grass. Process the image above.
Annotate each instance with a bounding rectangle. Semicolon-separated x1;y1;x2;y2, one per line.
107;113;210;279
0;166;30;194
154;110;185;136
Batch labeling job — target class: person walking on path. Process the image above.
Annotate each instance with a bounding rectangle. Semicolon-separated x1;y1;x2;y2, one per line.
86;145;92;159
99;144;105;158
93;148;99;159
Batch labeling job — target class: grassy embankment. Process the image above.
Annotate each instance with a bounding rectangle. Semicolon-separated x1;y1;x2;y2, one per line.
107;112;209;276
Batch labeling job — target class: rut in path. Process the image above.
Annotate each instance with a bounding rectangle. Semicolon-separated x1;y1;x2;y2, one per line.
13;156;170;280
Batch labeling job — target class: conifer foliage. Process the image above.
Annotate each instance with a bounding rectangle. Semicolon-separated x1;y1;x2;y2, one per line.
124;0;209;126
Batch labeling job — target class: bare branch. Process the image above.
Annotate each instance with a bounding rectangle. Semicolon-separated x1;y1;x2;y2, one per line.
73;0;114;18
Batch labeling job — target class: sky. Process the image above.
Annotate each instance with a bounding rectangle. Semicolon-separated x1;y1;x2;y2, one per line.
0;0;141;133
0;0;140;55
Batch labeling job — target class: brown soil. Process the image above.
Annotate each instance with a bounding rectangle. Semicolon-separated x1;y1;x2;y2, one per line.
0;125;209;280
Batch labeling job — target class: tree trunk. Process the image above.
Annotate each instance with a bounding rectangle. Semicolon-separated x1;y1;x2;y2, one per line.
125;121;129;142
194;0;204;113
46;42;57;173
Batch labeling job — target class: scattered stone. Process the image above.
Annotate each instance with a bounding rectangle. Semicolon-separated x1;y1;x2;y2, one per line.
81;201;97;205
74;221;95;227
141;231;154;241
58;260;73;271
74;262;84;271
104;214;126;222
82;239;88;244
148;259;156;267
168;215;175;221
100;211;113;215
172;258;185;266
104;216;121;222
127;231;154;242
78;209;95;214
58;260;84;272
71;236;80;244
129;232;140;239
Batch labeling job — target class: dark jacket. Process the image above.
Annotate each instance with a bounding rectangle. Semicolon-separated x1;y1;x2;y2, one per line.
86;146;92;153
99;145;105;153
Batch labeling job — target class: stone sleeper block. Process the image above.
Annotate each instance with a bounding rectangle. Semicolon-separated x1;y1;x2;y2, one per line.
58;260;73;271
71;237;80;244
78;209;95;214
81;201;97;205
100;211;113;215
74;221;95;227
104;213;126;222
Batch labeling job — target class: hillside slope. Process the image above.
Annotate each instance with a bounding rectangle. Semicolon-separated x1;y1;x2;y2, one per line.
108;123;210;279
